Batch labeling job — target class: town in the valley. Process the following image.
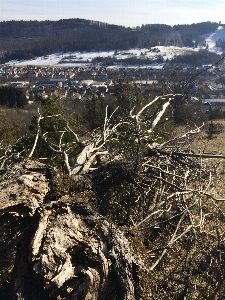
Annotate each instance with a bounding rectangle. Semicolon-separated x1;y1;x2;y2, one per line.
1;59;225;112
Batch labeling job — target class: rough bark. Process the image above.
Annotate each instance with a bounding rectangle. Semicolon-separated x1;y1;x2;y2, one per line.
0;159;147;300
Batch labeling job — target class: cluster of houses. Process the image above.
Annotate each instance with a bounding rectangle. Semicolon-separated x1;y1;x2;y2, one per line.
1;62;225;112
0;63;168;82
0;63;162;101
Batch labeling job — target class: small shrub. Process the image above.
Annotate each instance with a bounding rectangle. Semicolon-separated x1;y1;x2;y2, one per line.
206;121;223;139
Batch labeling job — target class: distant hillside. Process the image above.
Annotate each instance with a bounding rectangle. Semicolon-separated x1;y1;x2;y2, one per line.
0;19;224;63
174;22;220;47
0;19;177;62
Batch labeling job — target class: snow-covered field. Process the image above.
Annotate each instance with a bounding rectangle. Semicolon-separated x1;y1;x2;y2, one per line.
8;26;225;68
9;46;198;68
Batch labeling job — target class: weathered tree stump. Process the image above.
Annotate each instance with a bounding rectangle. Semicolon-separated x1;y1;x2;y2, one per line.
0;160;147;299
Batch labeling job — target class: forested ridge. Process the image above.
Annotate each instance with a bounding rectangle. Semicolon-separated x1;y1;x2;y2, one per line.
0;19;223;63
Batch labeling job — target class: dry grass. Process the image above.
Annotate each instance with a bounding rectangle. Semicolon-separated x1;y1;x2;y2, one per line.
168;121;225;199
194;120;225;155
192;120;225;199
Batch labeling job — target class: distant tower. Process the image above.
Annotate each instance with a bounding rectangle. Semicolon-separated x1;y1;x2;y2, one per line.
192;40;196;48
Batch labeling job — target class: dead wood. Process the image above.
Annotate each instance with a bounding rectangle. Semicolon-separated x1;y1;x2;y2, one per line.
0;159;147;300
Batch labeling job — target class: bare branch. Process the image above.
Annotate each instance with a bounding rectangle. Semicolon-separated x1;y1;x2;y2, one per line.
160;123;205;148
28;108;43;158
66;122;86;148
28;108;62;158
147;98;172;133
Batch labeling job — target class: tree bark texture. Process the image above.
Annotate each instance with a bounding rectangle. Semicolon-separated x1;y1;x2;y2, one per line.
0;160;147;300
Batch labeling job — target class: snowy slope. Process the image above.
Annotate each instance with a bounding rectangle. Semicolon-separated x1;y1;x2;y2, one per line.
8;26;225;67
9;46;198;67
203;25;225;53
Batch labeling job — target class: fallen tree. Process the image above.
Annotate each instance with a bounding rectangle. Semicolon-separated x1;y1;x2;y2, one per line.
0;159;149;299
1;85;225;298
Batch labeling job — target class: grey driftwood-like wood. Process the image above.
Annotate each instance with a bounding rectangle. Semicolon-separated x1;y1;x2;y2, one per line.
0;159;147;300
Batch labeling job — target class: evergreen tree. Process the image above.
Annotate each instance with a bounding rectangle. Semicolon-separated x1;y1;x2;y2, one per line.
0;86;28;108
84;95;107;131
113;76;143;119
18;97;81;170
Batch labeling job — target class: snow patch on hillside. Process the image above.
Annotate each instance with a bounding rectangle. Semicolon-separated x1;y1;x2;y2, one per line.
8;26;225;68
9;46;198;67
203;26;225;53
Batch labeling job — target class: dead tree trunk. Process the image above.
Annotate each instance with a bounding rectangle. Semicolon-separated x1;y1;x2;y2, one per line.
0;159;147;300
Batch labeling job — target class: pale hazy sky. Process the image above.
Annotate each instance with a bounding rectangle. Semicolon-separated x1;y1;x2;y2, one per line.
0;0;225;27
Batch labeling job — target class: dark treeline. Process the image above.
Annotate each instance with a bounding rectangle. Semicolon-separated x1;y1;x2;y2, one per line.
174;22;220;47
216;39;225;51
0;19;223;63
170;49;221;66
91;54;164;65
0;86;28;108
